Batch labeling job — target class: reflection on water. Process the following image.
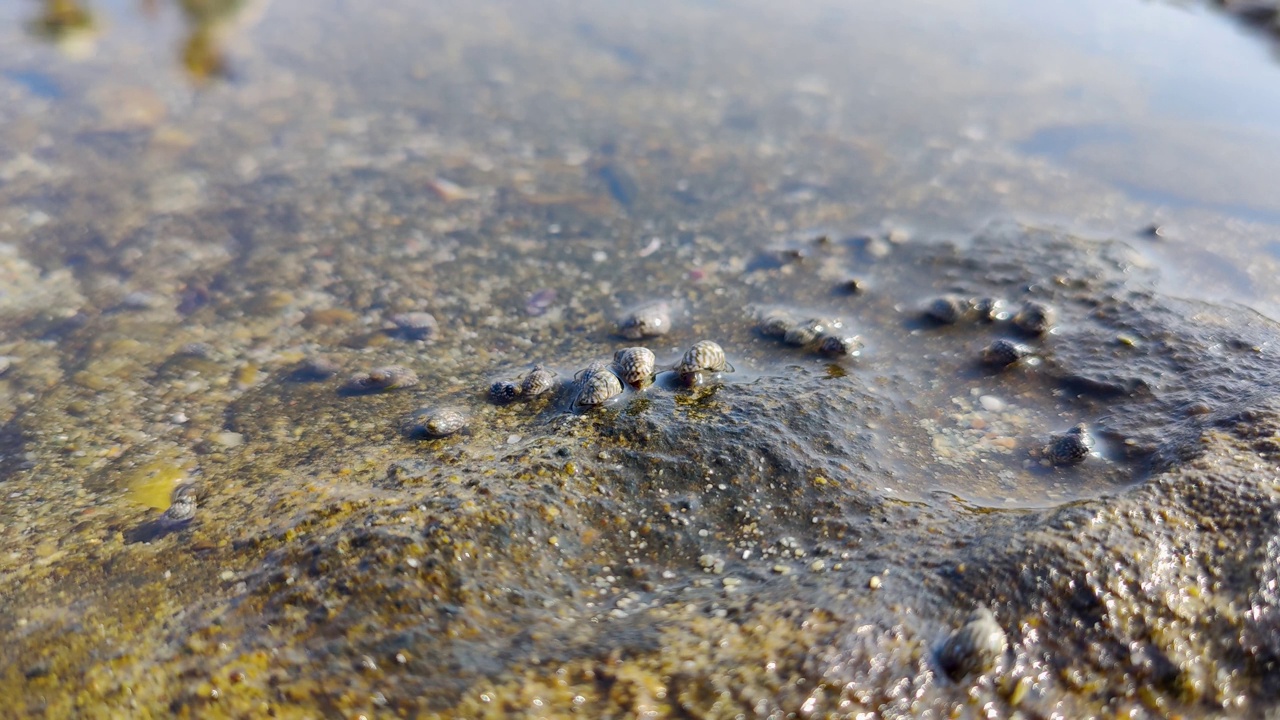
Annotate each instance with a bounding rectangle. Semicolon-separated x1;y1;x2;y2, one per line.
25;0;252;81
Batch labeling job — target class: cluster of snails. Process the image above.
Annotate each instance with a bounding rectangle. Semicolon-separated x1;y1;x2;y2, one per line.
757;311;863;357
922;295;1056;370
488;340;733;411
922;295;1097;466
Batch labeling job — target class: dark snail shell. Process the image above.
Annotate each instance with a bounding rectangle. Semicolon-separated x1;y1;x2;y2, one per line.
937;607;1008;681
1045;424;1093;466
1012;301;1055;336
489;380;521;404
981;339;1032;367
818;335;863;357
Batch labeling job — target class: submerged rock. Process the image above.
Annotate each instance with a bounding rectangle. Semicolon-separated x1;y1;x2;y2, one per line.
17;225;1280;718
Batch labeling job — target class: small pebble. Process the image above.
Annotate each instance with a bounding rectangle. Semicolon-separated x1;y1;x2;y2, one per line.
1012;301;1055;336
525;289;557;316
612;347;656;388
617;301;672;340
344;365;419;393
868;575;882;590
211;432;244;448
937;607;1008;681
120;290;160;310
981;339;1033;367
978;395;1006;413
387;312;438;341
841;278;866;294
177;342;215;359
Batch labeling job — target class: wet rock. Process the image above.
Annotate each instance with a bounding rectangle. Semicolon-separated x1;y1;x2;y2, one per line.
617;301;672;339
981;339;1033;367
386;312;438;341
937;607;1007;681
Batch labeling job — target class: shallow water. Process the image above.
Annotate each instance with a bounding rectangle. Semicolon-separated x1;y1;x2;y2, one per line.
5;0;1280;716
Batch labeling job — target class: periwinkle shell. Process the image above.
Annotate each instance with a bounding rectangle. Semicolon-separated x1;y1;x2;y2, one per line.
937;607;1008;681
574;363;624;407
613;347;656;388
617;301;672;340
521;365;558;397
